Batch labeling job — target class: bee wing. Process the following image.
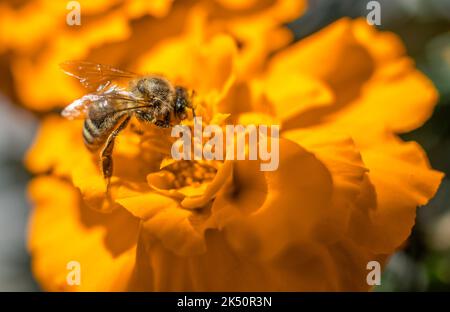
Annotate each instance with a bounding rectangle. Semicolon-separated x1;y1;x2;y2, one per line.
61;94;97;120
61;88;152;120
60;61;139;91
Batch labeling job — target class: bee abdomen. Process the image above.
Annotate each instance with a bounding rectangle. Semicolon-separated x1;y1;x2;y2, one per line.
82;118;105;151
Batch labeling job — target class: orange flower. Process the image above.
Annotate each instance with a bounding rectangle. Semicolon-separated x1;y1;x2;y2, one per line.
0;0;304;110
6;1;443;291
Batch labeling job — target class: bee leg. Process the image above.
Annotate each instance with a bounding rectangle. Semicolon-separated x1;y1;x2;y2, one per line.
154;113;171;128
100;116;131;191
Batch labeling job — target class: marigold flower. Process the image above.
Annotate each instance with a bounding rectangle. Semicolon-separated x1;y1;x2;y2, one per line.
3;1;443;291
0;0;304;110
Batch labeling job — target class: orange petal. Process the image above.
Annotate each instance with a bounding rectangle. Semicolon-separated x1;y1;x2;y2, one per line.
214;0;259;10
117;192;208;256
124;0;174;18
327;59;438;133
28;176;139;291
25;115;84;177
283;129;369;243
136;30;237;99
12;10;132;111
348;134;444;253
212;138;334;260
129;229;340;291
261;71;335;122
268;18;374;101
267;18;438;133
181;160;233;209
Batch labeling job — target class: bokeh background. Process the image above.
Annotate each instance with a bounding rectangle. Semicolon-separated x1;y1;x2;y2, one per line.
0;0;449;291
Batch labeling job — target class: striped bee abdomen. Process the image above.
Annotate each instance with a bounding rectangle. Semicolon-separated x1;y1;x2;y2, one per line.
83;118;103;151
82;111;126;152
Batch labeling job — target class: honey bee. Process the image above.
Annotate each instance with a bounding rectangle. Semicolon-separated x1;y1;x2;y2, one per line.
60;61;195;189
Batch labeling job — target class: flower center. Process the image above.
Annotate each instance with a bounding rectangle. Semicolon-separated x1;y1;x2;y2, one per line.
165;160;217;189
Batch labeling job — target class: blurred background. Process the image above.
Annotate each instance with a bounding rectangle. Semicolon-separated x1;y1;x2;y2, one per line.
0;0;449;291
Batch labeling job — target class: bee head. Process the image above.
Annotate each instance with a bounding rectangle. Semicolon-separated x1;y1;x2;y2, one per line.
174;86;195;120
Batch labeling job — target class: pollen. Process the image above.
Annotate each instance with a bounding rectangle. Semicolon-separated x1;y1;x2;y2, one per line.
165;160;217;189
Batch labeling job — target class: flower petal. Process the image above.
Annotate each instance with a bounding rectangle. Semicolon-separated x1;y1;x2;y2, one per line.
136;31;237;97
327;59;438;133
267;18;438;133
117;193;208;256
25;116;84;176
28;177;139;291
212;138;334;260
348;134;444;253
283;128;369;243
261;71;335;123
181;160;233;209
